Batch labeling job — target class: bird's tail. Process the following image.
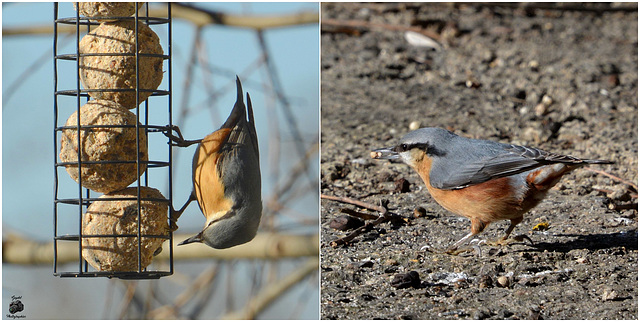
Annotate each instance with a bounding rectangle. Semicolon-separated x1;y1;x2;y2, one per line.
582;159;615;165
220;76;247;130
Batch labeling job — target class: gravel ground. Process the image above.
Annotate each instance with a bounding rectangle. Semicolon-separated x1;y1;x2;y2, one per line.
320;3;637;320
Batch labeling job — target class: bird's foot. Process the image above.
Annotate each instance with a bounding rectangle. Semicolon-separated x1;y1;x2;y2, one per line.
169;220;179;232
487;234;534;247
420;244;481;256
419;244;448;254
163;125;201;147
168;211;180;232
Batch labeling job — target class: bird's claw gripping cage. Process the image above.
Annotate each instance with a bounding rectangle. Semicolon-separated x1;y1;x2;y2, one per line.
53;2;174;279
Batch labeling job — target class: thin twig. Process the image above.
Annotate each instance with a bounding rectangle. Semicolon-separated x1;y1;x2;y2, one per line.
196;32;221;125
257;30;316;190
340;208;378;221
322;194;394;247
609;203;638;211
266;141;319;217
584;167;637;191
330;210;391;247
4;5;319;36
118;282;138;319
147;265;218;319
4;33;73;108
467;2;638;13
189;265;218;319
221;258;318;319
593;188;637;199
169;26;203;195
321;194;386;213
321;18;441;41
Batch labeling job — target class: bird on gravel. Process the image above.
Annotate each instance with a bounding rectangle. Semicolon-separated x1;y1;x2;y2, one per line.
371;127;614;253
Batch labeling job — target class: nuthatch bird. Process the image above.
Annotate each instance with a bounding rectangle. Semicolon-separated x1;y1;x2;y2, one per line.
371;127;614;253
167;77;262;249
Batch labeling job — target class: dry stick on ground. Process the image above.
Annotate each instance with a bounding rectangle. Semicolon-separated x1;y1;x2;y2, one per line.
608;202;639;211
321;194;386;213
321;18;441;41
584;167;638;191
341;208;379;221
321;194;394;247
467;2;638;13
583;166;638;211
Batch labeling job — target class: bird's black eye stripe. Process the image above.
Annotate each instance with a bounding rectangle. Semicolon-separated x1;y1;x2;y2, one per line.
394;143;429;152
393;143;446;156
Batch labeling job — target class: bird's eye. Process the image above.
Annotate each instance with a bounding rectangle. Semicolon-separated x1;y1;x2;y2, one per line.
393;143;412;153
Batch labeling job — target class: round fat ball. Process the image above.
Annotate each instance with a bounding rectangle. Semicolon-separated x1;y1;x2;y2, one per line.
74;2;144;20
79;20;163;108
59;99;148;193
82;187;169;272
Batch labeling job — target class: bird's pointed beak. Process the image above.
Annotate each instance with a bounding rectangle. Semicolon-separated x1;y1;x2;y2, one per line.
371;147;399;160
178;232;203;246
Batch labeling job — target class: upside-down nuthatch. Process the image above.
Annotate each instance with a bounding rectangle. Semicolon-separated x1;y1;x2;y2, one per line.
168;76;262;249
371;127;614;253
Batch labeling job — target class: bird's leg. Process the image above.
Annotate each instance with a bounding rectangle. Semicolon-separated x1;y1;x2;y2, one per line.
488;217;533;246
448;232;477;251
169;192;196;231
447;218;488;254
164;125;202;147
421;218;486;255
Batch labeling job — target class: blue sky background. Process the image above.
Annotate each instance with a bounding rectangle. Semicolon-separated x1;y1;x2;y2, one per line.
2;2;319;319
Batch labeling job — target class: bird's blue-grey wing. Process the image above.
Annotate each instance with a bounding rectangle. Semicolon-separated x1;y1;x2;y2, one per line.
430;144;584;190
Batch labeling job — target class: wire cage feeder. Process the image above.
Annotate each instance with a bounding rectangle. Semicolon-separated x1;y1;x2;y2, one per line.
53;2;174;279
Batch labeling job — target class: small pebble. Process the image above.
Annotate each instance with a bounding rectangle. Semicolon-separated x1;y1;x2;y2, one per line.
409;120;421;131
602;288;618;301
472;308;491;320
413;207;427;218
534;103;547;116
478;274;493;289
391;271;421;289
607;74;620;87
497;276;510;288
394;178;411;193
357;260;374;268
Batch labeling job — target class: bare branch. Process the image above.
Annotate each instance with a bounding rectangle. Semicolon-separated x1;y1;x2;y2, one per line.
3;5;318;36
3;233;318;265
221;257;318;319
